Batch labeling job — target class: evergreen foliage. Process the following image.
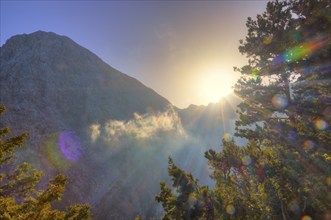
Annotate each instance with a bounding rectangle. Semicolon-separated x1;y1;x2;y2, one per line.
155;157;214;220
156;0;330;219
0;106;92;220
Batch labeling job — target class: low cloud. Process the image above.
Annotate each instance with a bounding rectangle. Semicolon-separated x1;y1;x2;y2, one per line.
89;123;101;142
89;108;186;143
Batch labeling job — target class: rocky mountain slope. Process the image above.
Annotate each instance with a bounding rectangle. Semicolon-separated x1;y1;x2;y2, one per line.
0;31;238;219
1;31;170;135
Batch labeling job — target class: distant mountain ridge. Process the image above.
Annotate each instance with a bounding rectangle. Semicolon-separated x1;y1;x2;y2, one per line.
0;31;239;219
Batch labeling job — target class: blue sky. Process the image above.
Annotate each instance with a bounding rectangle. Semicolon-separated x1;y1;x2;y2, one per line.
1;1;268;108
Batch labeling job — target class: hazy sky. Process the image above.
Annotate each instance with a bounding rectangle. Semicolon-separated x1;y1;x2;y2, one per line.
1;1;268;108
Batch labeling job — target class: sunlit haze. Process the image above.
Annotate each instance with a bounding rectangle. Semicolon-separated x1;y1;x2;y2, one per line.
0;1;267;107
197;65;236;104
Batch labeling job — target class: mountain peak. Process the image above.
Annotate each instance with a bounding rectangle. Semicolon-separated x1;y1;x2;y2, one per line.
1;31;87;63
4;31;70;45
0;31;170;132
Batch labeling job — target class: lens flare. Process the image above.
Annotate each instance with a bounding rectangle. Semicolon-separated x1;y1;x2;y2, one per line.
314;119;328;130
301;215;312;220
263;34;273;45
223;133;232;142
226;204;235;215
288;130;297;141
252;69;259;79
303;140;316;151
43;133;70;169
284;44;311;62
242;155;252;166
272;94;288;109
272;36;329;66
58;131;83;161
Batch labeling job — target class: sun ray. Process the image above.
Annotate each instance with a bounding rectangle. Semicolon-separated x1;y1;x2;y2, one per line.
197;67;237;105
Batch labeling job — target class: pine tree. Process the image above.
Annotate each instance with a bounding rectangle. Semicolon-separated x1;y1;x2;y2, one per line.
156;0;330;219
232;0;330;218
155;157;214;220
0;106;92;219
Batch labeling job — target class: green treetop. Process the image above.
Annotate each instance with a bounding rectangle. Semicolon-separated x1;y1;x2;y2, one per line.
0;106;92;220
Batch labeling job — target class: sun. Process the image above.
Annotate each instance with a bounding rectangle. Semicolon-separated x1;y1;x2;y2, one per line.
198;69;235;103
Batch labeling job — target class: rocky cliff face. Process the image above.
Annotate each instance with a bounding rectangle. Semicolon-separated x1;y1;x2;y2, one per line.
0;31;238;219
0;31;170;138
